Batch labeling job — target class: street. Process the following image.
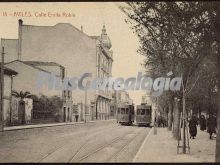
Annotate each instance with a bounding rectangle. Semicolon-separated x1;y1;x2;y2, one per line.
0;120;150;162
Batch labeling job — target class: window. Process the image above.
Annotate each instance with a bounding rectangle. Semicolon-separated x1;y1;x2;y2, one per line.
131;109;134;115
61;68;65;79
63;107;66;121
137;109;141;115
118;108;120;114
68;108;70;120
146;109;151;115
68;91;71;98
141;109;145;115
126;108;129;114
121;108;125;114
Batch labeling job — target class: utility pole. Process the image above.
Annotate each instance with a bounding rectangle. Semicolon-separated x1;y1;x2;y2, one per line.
0;47;5;132
84;81;90;123
84;86;87;123
154;97;158;135
115;90;118;122
182;93;186;153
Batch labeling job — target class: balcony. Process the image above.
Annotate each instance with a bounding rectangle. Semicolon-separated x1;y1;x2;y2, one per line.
96;90;112;100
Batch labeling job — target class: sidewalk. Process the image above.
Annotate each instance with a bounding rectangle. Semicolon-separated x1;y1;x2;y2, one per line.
3;119;115;131
134;127;215;162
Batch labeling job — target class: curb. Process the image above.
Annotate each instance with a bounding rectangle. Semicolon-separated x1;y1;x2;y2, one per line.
3;119;116;131
133;128;153;162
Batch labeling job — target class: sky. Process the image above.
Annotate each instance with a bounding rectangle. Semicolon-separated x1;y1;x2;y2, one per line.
0;2;146;105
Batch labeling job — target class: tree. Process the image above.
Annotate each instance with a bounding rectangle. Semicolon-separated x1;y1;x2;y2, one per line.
32;94;63;122
12;91;33;101
120;1;220;154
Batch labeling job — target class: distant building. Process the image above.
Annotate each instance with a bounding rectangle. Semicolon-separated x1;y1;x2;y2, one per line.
141;96;148;104
1;19;113;121
62;89;73;122
0;65;17;126
117;90;133;105
110;90;133;118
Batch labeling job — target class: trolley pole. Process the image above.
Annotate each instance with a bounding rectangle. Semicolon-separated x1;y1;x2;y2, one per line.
0;47;5;132
182;93;186;154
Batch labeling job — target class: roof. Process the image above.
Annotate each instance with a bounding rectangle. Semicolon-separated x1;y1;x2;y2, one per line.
1;38;18;41
23;61;65;69
89;36;100;40
5;60;62;78
5;60;53;74
0;63;18;75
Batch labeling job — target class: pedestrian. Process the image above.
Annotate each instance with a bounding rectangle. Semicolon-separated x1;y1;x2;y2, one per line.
200;115;206;131
189;114;198;139
207;113;217;139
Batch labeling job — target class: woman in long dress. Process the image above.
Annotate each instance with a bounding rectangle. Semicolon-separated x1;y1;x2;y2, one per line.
189;115;198;139
200;115;206;131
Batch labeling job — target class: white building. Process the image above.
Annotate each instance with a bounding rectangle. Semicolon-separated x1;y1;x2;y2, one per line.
0;65;17;126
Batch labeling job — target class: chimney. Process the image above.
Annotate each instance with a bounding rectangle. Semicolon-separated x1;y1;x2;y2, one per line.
18;19;23;60
81;25;83;32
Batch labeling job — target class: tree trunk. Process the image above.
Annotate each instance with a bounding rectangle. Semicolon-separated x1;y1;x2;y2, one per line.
216;95;220;162
172;104;176;134
168;99;173;131
173;98;181;140
215;44;220;162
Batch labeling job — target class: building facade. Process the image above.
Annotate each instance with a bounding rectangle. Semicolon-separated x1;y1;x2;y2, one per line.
5;60;64;97
93;25;113;120
5;60;69;123
62;89;73;122
1;19;113;121
0;65;17;126
110;90;133;119
117;90;133;105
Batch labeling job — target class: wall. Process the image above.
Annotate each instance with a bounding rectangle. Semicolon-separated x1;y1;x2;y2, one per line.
5;61;62;97
20;23;97;107
1;39;18;63
11;97;33;125
3;74;12;125
34;65;64;78
24;98;33;124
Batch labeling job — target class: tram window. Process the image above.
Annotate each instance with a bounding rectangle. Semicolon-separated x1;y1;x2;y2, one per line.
118;108;120;114
146;110;149;115
126;108;129;114
121;108;125;114
146;109;150;115
141;109;145;115
145;110;147;115
137;109;141;115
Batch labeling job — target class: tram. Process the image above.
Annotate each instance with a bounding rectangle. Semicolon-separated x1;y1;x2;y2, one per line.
117;103;134;125
136;104;152;127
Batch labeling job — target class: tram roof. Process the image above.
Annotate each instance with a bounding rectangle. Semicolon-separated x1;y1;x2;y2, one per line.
136;104;152;109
